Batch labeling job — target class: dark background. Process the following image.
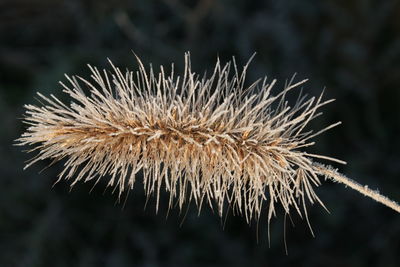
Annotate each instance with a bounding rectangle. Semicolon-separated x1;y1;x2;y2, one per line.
1;0;400;266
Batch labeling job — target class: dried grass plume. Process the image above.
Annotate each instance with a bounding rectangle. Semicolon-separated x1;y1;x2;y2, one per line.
17;52;400;227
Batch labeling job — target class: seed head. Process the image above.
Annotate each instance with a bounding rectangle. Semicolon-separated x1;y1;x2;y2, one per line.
17;53;400;227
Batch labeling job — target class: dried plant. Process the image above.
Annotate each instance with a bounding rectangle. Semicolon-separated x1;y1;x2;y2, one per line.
17;53;400;228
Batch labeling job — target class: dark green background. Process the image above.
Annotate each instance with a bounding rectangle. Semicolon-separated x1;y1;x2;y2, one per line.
1;0;399;266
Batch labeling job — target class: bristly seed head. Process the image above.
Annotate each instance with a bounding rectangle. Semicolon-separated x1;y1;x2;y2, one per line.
17;52;347;225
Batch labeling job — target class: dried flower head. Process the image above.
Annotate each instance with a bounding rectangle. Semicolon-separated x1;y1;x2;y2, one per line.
17;53;399;227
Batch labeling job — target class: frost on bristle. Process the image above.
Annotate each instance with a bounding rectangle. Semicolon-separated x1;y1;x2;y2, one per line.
17;52;348;224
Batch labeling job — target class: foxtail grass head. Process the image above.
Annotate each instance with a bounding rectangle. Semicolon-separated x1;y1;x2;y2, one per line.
17;52;400;229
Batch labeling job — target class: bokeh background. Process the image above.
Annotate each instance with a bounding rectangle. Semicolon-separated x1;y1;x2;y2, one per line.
1;0;400;266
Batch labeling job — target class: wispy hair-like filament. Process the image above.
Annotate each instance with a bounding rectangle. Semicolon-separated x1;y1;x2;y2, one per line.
17;53;400;228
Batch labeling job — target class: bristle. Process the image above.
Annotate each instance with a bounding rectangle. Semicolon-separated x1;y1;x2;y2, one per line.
17;52;400;226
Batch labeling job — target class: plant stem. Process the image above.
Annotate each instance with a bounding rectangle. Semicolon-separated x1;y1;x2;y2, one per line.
315;164;400;213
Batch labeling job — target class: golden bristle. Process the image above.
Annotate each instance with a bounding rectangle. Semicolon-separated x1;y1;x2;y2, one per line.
16;52;400;228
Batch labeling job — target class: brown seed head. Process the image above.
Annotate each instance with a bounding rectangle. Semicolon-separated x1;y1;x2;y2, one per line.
17;53;347;224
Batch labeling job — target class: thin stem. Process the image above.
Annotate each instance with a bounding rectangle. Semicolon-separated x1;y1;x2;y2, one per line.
314;164;400;213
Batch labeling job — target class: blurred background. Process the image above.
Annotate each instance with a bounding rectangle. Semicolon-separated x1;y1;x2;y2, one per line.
1;0;400;266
